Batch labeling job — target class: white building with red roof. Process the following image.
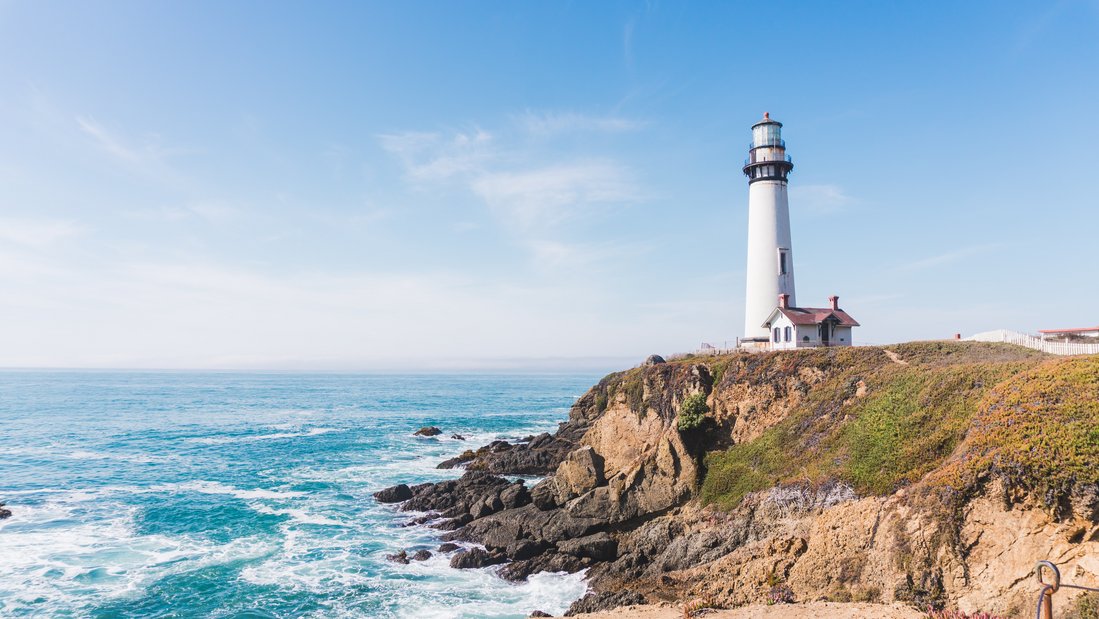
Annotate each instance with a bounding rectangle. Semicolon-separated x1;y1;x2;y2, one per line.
761;294;860;350
1038;326;1099;341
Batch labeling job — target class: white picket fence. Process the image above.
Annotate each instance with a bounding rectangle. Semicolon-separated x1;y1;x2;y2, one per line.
966;329;1099;356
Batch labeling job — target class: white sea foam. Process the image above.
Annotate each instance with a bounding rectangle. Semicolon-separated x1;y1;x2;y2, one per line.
150;480;305;500
249;504;345;526
188;427;341;445
0;498;274;616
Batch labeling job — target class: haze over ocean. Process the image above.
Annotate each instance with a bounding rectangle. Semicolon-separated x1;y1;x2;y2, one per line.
0;372;598;618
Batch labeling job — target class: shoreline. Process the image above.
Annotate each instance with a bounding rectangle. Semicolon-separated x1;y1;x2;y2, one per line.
572;602;925;618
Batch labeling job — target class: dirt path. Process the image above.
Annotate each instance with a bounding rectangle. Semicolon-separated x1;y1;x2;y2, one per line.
884;350;909;365
573;602;925;618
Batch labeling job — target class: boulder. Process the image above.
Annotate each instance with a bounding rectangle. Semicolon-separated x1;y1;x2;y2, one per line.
564;591;646;616
529;612;552;618
414;426;442;437
438;542;460;553
530;478;559;510
385;550;409;564
0;503;10;520
498;551;590;581
553;446;605;505
437;449;477;469
374;484;413;503
411;549;432;561
506;540;549;561
643;354;666;366
557;532;618;561
500;481;531;509
451;434;466;440
450;547;507;569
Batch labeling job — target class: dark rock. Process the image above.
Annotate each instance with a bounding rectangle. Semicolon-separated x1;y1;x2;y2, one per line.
438;542;460;553
437;513;474;530
498;551;590;582
450;547;507;569
437;449;478;469
411;549;432;561
401;513;436;527
0;503;10;520
374;484;413;503
414;426;443;437
401;471;513;515
437;431;583;476
459;503;602;550
529;612;553;617
500;482;531;509
565;591;646;616
385;550;409;564
527;432;553;449
643;354;666;366
506;540;548;561
557;532;618;561
530;478;559;510
451;434;466;440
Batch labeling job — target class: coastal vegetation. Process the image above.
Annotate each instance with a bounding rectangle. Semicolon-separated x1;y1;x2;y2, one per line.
697;342;1096;511
676;393;710;432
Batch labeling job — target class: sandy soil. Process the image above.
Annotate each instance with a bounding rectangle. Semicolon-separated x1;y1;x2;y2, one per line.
569;601;926;618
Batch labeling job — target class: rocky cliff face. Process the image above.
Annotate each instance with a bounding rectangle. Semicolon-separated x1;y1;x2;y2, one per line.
375;343;1099;616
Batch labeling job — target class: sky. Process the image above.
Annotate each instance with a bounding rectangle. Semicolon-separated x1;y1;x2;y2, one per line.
1;1;1098;371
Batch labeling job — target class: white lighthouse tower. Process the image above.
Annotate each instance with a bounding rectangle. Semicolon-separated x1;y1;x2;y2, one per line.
742;112;796;342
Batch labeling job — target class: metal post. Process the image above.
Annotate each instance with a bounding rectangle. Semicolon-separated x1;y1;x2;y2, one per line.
1035;561;1060;619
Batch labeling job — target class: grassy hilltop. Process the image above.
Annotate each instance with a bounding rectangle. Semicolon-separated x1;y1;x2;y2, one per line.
635;342;1098;513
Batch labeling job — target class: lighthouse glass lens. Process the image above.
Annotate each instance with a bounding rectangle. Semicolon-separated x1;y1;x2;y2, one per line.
753;124;781;147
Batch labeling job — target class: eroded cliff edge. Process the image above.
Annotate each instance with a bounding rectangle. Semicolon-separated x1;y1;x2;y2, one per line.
375;342;1099;617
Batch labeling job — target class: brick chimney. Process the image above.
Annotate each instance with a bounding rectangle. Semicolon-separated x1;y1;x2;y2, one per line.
829;295;839;310
778;293;790;309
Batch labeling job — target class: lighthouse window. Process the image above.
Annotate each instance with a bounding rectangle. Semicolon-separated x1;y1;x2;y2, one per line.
773;327;780;343
778;250;788;275
784;326;791;342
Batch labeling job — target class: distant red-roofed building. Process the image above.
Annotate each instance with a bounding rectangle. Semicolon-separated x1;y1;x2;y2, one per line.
760;294;860;350
1038;326;1099;341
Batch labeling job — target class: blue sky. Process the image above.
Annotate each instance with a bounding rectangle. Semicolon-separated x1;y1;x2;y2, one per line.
1;1;1097;370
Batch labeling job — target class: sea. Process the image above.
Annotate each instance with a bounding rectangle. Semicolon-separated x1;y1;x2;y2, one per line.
0;371;602;618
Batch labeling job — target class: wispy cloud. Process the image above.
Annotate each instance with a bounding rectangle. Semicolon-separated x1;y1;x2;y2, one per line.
379;117;646;268
378;129;493;182
471;161;637;230
897;244;999;272
789;184;854;215
0;217;84;247
517;111;644;136
76;115;188;186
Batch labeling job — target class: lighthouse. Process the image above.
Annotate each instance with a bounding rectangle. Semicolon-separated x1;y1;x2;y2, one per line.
742;113;796;342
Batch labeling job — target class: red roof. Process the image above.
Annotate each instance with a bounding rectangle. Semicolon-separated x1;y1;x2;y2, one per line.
1038;326;1099;334
772;307;861;327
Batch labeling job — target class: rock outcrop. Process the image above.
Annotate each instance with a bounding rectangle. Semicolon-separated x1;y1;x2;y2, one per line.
374;345;1099;617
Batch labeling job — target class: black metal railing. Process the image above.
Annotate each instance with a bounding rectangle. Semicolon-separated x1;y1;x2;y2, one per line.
743;154;794;166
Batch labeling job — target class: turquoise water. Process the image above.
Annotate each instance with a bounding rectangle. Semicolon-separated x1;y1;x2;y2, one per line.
0;371;600;618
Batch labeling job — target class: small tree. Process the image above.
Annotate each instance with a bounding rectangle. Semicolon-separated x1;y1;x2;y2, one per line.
677;392;710;432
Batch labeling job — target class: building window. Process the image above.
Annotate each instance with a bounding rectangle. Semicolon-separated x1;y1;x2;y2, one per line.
773;327;780;343
802;335;810;342
784;326;791;342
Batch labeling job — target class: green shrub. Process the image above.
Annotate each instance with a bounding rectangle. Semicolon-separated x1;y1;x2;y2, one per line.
677;392;710;432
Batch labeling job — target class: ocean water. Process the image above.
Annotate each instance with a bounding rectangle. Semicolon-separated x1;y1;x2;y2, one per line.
0;371;601;618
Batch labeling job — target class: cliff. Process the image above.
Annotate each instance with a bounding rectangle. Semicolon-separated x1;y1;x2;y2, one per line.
375;342;1099;617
